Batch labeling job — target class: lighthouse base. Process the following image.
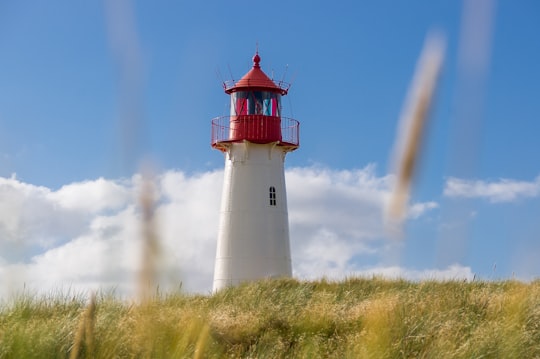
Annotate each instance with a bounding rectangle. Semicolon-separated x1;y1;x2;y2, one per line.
213;141;292;292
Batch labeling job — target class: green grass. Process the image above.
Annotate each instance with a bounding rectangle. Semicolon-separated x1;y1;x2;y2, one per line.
1;278;540;358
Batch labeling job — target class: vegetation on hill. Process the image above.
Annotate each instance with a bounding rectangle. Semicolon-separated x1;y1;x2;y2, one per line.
1;278;539;358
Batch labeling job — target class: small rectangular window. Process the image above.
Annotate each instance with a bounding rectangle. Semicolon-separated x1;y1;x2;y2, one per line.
269;186;276;206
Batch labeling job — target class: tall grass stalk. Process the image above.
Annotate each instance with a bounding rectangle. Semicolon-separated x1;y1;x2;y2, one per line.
137;167;161;304
69;293;96;359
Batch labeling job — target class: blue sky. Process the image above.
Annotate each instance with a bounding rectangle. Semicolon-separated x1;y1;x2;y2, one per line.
0;0;539;296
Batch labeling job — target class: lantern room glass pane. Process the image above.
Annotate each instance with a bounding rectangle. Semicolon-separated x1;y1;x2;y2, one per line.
230;91;281;117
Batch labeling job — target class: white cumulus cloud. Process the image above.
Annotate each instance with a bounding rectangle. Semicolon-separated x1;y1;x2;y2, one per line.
48;178;132;213
444;176;540;202
0;165;441;298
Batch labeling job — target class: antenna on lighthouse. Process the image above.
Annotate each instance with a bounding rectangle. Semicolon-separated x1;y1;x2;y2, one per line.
227;63;235;82
280;64;289;87
215;66;225;85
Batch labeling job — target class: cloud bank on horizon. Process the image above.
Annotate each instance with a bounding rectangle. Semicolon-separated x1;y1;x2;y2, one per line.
444;176;540;203
2;164;538;298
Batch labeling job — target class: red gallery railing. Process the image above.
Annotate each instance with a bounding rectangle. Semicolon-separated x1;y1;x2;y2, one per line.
211;115;299;150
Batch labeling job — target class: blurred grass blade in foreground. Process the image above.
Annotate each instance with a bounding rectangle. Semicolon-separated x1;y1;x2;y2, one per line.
386;33;445;236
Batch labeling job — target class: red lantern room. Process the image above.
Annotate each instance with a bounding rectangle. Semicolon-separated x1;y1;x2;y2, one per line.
211;52;299;152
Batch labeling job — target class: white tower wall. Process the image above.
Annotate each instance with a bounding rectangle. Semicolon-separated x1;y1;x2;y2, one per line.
213;141;292;291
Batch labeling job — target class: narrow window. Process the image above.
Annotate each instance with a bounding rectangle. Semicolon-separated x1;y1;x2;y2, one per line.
269;186;276;206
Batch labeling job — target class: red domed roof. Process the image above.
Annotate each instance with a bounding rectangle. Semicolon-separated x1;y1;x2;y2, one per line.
224;53;289;95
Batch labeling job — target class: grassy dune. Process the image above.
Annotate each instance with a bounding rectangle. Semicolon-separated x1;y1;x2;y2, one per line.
1;278;539;358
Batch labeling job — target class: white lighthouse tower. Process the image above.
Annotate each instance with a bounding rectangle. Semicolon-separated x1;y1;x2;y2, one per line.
211;52;299;291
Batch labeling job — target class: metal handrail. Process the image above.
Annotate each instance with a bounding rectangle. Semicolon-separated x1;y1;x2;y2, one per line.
211;116;299;147
223;80;291;93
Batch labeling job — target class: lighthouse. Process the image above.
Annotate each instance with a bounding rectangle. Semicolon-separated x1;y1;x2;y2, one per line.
211;52;299;291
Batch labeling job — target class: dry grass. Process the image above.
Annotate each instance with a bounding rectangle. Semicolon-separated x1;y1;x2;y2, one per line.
1;278;539;358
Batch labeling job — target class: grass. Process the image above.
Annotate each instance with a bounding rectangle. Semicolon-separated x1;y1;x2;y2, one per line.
1;277;540;358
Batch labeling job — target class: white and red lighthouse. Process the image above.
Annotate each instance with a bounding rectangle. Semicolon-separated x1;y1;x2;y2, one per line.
211;52;299;291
